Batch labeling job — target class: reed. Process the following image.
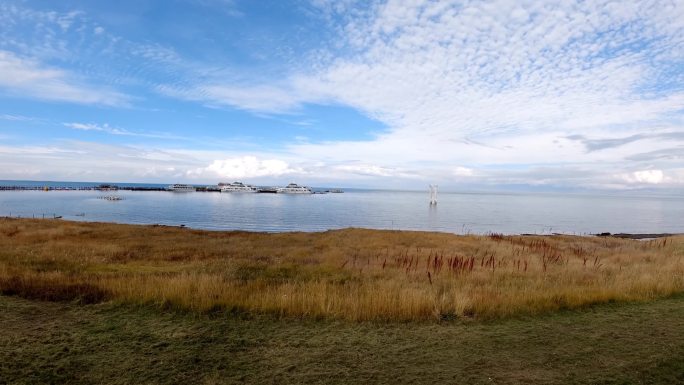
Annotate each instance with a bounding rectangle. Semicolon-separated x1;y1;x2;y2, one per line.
0;218;682;320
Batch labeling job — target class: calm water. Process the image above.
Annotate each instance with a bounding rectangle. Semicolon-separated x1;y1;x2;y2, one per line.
0;184;682;234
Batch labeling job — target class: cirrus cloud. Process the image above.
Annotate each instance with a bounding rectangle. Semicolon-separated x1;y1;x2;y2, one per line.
0;50;128;106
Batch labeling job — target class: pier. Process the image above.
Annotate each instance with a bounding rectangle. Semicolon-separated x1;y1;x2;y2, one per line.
0;185;343;194
0;185;167;192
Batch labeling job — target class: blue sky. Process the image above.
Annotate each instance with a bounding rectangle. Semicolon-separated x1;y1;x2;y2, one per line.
0;0;683;190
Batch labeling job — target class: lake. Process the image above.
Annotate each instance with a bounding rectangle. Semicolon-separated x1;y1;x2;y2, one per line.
0;182;682;234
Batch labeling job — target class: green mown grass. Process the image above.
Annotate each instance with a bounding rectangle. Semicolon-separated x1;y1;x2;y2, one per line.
1;294;683;385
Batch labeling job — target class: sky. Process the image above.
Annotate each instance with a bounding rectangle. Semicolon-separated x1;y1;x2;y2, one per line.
0;0;683;191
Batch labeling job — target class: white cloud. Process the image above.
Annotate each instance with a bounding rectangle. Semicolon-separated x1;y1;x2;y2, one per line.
54;10;83;31
198;84;304;113
335;164;399;177
64;122;110;131
0;50;128;106
0;114;35;122
63;122;186;140
622;169;666;184
194;156;299;179
0;142;202;182
454;167;474;177
305;0;683;133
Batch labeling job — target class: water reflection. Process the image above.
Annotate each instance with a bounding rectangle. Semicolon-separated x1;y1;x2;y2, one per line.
427;203;439;230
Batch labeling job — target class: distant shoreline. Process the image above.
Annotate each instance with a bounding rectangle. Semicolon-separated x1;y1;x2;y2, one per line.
595;232;680;239
520;231;680;239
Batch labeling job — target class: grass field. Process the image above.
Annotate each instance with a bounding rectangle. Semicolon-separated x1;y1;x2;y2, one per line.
1;218;683;320
1;294;683;384
1;218;684;384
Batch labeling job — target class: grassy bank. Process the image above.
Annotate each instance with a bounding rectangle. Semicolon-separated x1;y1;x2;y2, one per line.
1;294;683;384
1;218;683;320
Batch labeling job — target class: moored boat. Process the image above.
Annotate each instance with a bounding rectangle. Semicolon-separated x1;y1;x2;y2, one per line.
257;187;278;193
276;183;312;194
219;181;258;193
167;184;196;192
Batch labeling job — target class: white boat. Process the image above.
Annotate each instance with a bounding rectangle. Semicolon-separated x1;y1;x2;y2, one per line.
220;181;258;193
276;183;312;194
167;184;195;192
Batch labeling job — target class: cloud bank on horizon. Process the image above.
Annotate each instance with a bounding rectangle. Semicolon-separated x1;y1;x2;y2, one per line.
0;0;682;191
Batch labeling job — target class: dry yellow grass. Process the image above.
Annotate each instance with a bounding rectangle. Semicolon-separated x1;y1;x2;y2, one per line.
1;218;683;320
